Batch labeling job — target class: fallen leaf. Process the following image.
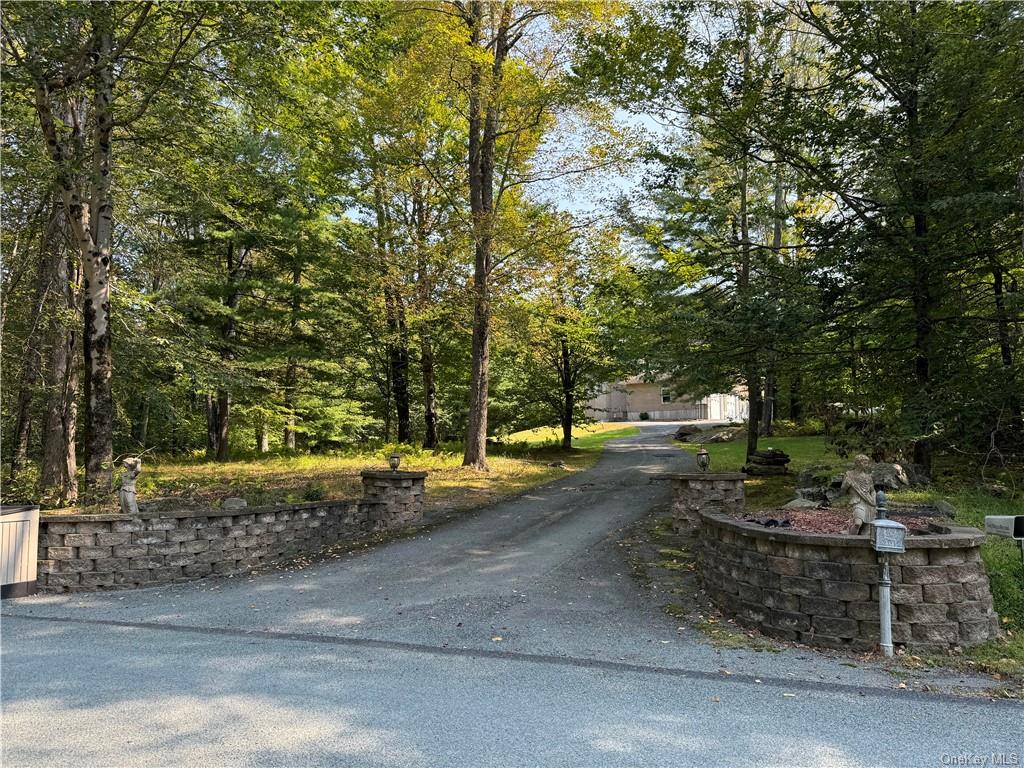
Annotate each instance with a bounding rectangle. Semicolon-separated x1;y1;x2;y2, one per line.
491;636;502;642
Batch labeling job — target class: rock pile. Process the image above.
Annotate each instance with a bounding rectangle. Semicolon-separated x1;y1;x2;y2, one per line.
742;448;791;476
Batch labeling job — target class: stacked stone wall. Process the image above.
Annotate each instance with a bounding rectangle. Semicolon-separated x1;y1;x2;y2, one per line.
35;470;427;593
696;512;1001;653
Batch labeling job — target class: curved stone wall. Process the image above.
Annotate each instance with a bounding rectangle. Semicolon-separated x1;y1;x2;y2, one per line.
696;510;1001;653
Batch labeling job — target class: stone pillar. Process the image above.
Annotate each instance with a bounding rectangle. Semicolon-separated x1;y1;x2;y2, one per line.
668;472;746;534
358;470;428;532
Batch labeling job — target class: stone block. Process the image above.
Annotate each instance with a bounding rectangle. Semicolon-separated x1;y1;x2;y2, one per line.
959;620;992;644
59;559;95;573
166;529;197;543
164;553;196;567
76;521;113;534
80;572;116;587
63;533;96;547
202;527;225;540
928;549;969;565
889;550;929;566
247;524;267;536
822;581;870;602
256;512;277;523
112;520;144;533
46;572;81;587
152;566;182;581
742;569;780;590
149;541;181;555
800;595;846;618
911;622;958;644
963;580;992;600
225;526;247;538
902;566;950;585
93;558;130;572
946;563;987;583
183;539;211;554
922;583;964;604
766;556;803;576
134;531;166;545
113;544;148;558
96;532;132;546
185;517;210;529
898;603;949;623
234;535;261;548
77;545;112;559
890;584;922;604
850;564;881;584
812;616;858;638
770;610;811;632
826;547;875;564
779;575;821;596
785;544;830;561
183;563;214;578
196;550;223;563
129;556;165;570
847;601;879;621
947;601;991;622
39;534;65;547
147;518;178;531
45;523;78;534
114;570;152;584
803;561;851;581
37;559;58;573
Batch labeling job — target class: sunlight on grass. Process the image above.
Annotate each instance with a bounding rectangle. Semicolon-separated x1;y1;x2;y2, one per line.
506;422;636;444
128;425;640;516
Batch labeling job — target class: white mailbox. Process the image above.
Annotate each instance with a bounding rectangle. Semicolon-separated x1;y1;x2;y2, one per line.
1;504;40;599
870;519;907;554
985;516;1024;540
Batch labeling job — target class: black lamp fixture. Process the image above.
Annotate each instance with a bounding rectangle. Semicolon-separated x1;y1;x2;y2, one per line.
388;451;401;472
696;444;710;472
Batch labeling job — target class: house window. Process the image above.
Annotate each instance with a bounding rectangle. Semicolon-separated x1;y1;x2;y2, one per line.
661;387;672;404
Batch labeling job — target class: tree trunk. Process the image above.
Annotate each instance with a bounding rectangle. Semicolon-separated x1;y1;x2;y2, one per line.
462;1;511;470
761;374;775;437
39;251;81;506
387;290;411;444
991;259;1022;438
80;22;116;499
560;333;574;450
420;333;439;449
205;394;219;458
134;396;150;448
216;390;231;461
283;260;301;451
789;374;803;421
738;27;759;461
255;416;269;454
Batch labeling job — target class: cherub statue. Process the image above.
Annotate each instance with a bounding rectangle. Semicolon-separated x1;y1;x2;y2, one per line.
118;456;142;516
841;454;876;534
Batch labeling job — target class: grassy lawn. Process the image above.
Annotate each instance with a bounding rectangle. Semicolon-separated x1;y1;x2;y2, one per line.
677;435;840;509
681;432;1024;680
506;421;636;445
115;423;640;517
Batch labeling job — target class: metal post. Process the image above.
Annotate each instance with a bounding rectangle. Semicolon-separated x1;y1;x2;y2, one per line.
878;555;893;658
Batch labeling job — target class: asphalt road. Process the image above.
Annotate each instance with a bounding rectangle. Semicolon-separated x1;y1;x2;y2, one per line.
3;425;1021;767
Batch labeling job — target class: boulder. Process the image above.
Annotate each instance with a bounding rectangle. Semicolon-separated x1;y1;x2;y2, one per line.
783;498;821;509
869;462;909;490
673;424;703;440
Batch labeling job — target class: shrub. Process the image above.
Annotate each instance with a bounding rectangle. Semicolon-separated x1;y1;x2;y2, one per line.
639;412;650;421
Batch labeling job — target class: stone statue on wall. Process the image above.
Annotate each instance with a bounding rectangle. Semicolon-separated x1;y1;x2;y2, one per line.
118;457;142;516
841;454;876;534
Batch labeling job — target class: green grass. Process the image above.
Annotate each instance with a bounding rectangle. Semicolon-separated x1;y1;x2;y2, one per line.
505;422;638;446
46;423;638;517
677;435;842;510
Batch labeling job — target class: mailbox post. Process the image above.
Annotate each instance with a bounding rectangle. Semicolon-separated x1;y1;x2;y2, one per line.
870;518;908;657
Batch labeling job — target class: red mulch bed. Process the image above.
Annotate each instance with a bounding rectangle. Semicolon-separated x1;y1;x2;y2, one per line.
739;507;945;534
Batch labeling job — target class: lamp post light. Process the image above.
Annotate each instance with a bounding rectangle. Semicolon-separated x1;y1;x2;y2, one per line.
388;451;401;473
870;518;908;657
696;445;710;473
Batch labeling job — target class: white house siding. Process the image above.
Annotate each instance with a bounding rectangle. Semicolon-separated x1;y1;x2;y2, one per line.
586;381;748;422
